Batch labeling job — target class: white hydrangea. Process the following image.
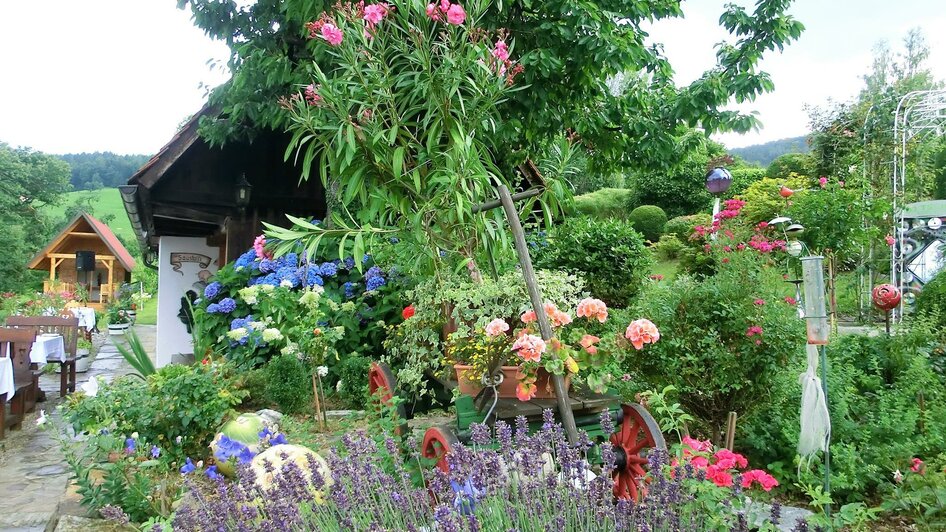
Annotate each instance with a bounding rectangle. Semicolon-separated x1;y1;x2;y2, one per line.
259;284;275;294
248;321;265;331
281;342;298;357
298;290;320;308
227;328;249;341
238;286;260;305
316;366;329;377
280;279;294;288
340;301;356;312
262;328;284;342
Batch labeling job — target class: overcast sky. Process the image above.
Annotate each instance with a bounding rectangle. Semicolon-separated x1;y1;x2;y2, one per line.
0;0;943;155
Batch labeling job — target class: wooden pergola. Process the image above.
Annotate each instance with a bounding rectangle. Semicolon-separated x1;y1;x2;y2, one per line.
28;213;136;309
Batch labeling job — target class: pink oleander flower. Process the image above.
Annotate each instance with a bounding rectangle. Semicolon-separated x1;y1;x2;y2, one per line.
911;457;925;474
304;84;322;106
253;235;269;259
746;325;763;337
754;298;765;306
819;176;828;188
445;3;466;24
579;334;600;355
425;2;442;20
625;319;659;350
741;469;779;491
512;334;546;362
885;234;896;246
320;23;344;46
485;318;509;337
576;298;608;323
492;40;509;62
362;3;389;27
516;381;537;401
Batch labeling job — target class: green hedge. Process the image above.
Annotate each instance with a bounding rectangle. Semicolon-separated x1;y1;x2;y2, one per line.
572;188;636;219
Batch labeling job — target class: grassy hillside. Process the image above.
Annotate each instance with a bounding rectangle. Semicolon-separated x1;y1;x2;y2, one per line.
42;188;136;246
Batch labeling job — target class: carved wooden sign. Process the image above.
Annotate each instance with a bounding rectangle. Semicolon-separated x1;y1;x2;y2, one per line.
169;253;212;275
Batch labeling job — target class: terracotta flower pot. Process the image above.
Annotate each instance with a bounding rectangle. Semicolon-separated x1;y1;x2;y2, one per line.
454;364;569;399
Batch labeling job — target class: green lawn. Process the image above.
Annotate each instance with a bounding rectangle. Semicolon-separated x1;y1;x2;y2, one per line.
135;295;158;326
42;188;136;245
652;258;679;281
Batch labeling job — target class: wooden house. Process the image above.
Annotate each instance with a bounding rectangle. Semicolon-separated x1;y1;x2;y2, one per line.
120;107;327;365
28;212;136;310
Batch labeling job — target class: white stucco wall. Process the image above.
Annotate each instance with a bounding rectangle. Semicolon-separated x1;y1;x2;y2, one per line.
156;236;219;366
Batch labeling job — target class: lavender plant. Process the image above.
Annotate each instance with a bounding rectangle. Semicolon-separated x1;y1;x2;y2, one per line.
168;409;811;531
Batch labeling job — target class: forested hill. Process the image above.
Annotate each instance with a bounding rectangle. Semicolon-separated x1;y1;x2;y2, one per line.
56;152;152;190
730;135;810;167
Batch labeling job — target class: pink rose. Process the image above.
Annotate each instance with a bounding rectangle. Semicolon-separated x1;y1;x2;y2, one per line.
320;23;344;46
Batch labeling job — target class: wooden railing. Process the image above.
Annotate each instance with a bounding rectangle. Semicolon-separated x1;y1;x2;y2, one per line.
42;281;121;304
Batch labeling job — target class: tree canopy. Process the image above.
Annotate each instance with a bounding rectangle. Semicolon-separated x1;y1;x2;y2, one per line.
179;0;803;172
58;152;152;190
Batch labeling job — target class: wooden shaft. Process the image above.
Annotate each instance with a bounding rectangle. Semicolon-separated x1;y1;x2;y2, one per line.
497;185;579;444
472;188;542;214
725;411;737;450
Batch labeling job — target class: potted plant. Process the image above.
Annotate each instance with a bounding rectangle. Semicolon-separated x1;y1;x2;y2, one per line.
60;337;93;373
106;304;131;335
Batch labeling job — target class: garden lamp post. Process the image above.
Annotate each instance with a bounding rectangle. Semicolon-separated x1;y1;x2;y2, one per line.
705;167;733;221
800;255;832;521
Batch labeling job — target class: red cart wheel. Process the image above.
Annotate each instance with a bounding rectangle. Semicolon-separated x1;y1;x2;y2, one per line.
368;362;408;436
421;425;459;473
610;403;666;501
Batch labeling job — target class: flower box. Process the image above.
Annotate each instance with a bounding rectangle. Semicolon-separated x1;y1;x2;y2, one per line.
454;364;568;399
108;323;129;335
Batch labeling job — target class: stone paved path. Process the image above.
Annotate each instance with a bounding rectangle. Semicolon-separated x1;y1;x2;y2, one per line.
0;325;156;532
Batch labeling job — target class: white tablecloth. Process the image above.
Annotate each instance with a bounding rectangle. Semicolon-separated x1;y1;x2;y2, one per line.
0;352;14;402
69;307;97;329
29;334;65;364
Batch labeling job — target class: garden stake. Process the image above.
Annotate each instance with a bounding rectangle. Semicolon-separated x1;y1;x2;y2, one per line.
496;184;580;444
312;373;325;431
724;412;737;451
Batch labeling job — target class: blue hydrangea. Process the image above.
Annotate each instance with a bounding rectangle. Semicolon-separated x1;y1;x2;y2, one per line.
216;297;237;314
249;273;279;287
304;270;324;287
206;303;220;313
230;315;252;330
343;282;357;299
319;262;338;277
343;257;356;270
365;266;383;280
234;249;258;271
276;267;300;287
275;253;299;270
259;259;276;274
203;281;222;300
366;275;386;291
362;254;371;264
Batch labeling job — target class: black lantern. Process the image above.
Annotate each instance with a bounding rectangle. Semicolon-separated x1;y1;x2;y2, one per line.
235;173;252;209
705;167;733;195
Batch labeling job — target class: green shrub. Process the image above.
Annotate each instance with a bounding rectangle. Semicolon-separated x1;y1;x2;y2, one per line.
665;214;713;241
264;354;313;415
738;175;807;225
531;216;653;307
766;152;815;181
335;354;372;408
654;235;685;260
728;167;767;197
917;270;946;326
627;205;668;242
572;188;636;219
63;362;246;461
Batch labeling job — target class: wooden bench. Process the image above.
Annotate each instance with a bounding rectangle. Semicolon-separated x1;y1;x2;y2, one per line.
6;316;79;398
0;328;37;439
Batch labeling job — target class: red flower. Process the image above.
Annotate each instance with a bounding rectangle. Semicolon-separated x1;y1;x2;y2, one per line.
911;457;924;474
402;304;415;320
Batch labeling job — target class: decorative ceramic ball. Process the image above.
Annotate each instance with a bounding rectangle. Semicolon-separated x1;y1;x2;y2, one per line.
871;284;901;311
779;186;794;198
250;444;332;495
211;413;267;477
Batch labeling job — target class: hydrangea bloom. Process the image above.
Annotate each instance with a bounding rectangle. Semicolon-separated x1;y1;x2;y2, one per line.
625;319;659;350
234;250;258;271
262;328;284;343
365;265;383;279
259;259;276;274
512;334;546;362
576;298;608;323
203;281;222;300
343;257;356;270
206;303;220;313
366;275;386;291
276;267;300;288
216;298;237;314
304;270;325;288
484;318;509;337
343;281;356;298
319;262;338;277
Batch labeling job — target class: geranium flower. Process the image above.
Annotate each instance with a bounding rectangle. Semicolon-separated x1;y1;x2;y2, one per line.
520;309;536;323
682;436;712;454
576;298;608;323
320;23;344;46
579;334;600;355
706;465;733;487
516;381;537;401
402;304;415;320
741;469;779;491
512;334;546;362
885;234;896;246
713;449;748;469
485;318;509;337
625;319;659;350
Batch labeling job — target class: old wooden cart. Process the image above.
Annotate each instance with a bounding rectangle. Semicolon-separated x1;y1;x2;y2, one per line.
367;185;666;500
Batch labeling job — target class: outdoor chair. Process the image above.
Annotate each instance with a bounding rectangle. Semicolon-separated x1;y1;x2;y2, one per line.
0;327;37;439
6;316;80;398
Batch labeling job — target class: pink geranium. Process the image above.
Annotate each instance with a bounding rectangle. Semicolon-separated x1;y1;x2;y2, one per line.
741;469;779;491
520;309;536;323
579;334;600;355
706;465;733;487
512;334;546;362
576;297;608;323
320;23;344;46
516;381;536;401
682;436;713;454
484;318;509;337
714;449;748;470
625;319;659;350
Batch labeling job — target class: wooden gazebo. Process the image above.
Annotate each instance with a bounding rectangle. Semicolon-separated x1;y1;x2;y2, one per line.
28;213;136;309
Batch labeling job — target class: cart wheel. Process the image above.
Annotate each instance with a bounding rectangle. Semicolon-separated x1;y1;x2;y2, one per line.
368;362;408;437
421;425;458;474
610;403;666;501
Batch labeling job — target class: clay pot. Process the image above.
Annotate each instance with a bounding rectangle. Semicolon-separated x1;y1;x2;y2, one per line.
454;364;569;399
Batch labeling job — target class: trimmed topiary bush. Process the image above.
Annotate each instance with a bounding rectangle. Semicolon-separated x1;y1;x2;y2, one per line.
627;205;668;242
264;354;313;415
665;213;713;241
572;188;636;219
531;216;653;307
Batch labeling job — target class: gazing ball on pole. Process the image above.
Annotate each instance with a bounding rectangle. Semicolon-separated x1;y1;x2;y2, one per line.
779;186;795;198
705;167;733;195
871;284;901;311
